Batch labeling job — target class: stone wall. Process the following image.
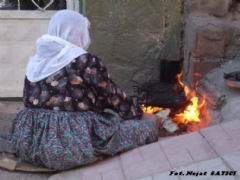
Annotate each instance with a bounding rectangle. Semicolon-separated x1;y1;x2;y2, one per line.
183;0;240;88
86;0;182;94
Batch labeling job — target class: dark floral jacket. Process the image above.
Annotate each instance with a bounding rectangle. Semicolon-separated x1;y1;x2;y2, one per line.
23;53;143;120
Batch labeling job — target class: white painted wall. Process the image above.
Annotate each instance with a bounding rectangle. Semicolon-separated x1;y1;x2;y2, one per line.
0;11;55;97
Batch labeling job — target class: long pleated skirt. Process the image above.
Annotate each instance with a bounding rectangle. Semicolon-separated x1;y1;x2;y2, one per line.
7;108;158;170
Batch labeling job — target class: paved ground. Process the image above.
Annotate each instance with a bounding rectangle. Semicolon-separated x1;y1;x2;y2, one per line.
0;102;240;180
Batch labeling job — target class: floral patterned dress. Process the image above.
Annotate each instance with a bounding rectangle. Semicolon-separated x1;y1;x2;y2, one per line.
8;53;158;170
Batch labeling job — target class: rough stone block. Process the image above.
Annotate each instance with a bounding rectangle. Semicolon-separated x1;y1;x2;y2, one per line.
184;13;240;80
230;27;240;45
183;57;221;88
193;59;222;77
221;23;240;60
184;14;225;58
200;24;224;40
184;0;232;17
193;25;225;58
194;33;225;59
225;45;240;60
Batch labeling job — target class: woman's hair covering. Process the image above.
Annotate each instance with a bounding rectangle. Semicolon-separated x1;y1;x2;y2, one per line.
26;10;91;82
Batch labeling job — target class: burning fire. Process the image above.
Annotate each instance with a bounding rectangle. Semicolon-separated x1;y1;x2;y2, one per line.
142;72;205;124
173;72;205;123
141;105;163;114
173;96;204;123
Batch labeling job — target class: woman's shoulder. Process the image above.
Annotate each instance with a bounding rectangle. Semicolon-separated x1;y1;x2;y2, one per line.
76;53;99;61
71;53;103;70
74;53;102;65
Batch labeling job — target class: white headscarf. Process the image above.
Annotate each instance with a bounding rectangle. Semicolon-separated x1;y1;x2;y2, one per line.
26;10;91;82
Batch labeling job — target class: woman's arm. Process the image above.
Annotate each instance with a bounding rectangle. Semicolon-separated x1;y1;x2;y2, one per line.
141;112;162;128
76;53;143;120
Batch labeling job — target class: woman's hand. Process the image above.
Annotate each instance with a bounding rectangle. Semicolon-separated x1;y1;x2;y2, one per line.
141;112;162;128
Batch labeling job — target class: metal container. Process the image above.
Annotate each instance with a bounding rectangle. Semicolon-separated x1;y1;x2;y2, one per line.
223;71;240;88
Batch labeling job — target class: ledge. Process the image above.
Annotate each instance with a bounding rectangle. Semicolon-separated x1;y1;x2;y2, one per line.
0;87;23;98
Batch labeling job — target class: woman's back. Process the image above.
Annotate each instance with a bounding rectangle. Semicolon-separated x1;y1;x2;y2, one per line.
24;52;144;120
24;53;104;112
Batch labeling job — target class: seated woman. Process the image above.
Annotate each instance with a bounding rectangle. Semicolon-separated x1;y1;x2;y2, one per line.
7;10;161;170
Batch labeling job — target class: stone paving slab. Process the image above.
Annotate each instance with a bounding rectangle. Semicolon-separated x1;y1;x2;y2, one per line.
136;176;154;180
137;157;239;180
48;156;123;180
237;173;240;180
78;156;122;177
200;120;240;156
159;131;218;167
152;172;180;180
222;151;240;172
177;158;231;180
102;169;125;180
220;121;240;139
121;143;172;180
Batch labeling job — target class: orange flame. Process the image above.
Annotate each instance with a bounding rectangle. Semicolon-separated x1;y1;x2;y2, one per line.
142;72;205;124
173;96;205;123
173;72;205;123
142;105;162;114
